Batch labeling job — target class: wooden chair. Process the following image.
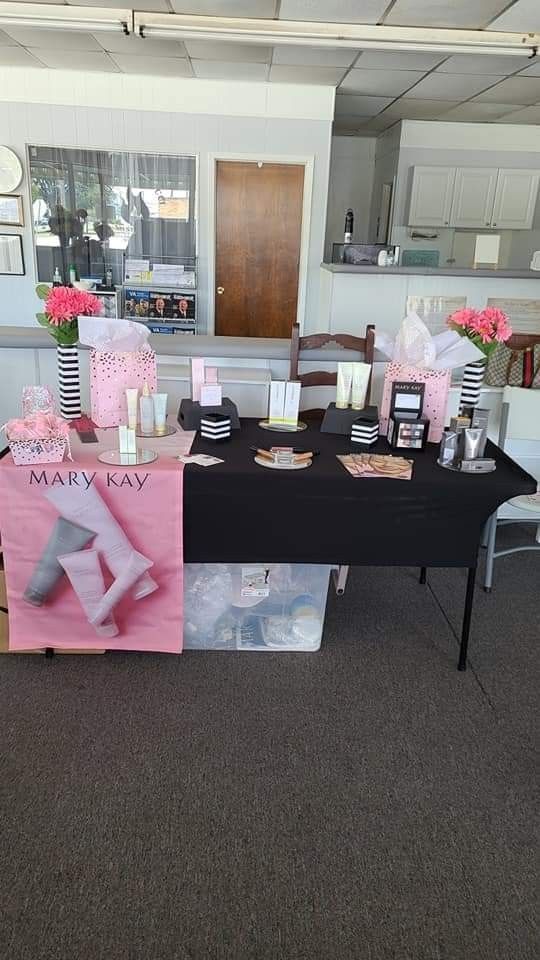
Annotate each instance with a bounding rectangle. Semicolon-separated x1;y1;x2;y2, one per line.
289;323;376;418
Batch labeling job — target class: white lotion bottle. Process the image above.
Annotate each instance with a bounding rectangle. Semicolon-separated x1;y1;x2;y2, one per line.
139;381;154;434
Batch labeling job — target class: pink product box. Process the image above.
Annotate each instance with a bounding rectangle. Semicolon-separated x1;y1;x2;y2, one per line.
9;437;69;465
90;350;157;427
380;362;451;444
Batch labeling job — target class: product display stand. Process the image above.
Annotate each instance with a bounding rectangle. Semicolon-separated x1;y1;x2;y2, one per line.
178;398;240;431
321;403;378;435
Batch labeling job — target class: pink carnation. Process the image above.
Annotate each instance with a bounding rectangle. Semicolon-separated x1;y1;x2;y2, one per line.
45;286;102;326
447;306;512;347
447;307;478;329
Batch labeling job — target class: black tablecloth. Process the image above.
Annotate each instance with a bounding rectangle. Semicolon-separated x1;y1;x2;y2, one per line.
183;420;536;567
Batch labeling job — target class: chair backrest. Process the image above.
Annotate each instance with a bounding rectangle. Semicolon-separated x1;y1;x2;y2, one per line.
505;332;540;351
500;386;540;444
289;323;375;414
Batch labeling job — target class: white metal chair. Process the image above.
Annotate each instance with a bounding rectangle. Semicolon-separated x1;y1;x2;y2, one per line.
484;386;540;591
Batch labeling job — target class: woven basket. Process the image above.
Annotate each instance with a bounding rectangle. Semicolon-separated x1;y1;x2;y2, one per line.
9;436;70;466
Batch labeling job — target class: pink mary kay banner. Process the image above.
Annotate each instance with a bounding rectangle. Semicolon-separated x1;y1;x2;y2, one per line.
0;450;184;654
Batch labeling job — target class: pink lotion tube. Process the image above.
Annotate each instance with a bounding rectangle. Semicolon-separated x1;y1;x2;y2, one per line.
58;549;118;638
45;483;157;601
89;551;153;627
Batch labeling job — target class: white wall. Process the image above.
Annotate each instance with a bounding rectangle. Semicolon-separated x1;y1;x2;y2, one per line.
368;123;401;244
0;67;334;335
324;135;376;259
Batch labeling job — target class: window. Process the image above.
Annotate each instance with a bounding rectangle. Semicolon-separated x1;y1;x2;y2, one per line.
29;146;196;286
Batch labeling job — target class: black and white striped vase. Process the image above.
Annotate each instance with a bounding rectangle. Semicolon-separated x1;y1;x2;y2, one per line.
57;344;81;419
459;358;486;412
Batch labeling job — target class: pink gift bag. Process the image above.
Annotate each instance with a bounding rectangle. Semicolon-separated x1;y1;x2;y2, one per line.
90;349;157;427
380;362;451;443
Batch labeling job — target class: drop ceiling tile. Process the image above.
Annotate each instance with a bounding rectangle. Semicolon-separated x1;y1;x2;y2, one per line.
436;54;527;76
517;60;540;78
170;1;277;14
279;1;389;23
0;29;18;46
269;64;345;84
111;54;192;76
69;0;170;8
192;60;268;80
34;50;120;71
475;76;540;103
487;0;540;32
497;104;540;123
405;73;501;100
98;34;187;57
440;101;525;120
339;68;425;96
335;94;394;116
354;50;446;71
272;45;357;67
381;99;461;120
384;0;511;29
359;114;401;132
3;27;103;50
185;41;271;62
0;46;44;67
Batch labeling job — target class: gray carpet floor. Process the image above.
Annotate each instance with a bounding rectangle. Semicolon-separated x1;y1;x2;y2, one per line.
1;525;539;960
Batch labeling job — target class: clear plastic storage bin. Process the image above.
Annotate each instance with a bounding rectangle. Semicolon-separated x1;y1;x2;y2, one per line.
183;563;332;652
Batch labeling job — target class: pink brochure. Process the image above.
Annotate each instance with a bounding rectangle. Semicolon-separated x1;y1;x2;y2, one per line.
0;453;184;654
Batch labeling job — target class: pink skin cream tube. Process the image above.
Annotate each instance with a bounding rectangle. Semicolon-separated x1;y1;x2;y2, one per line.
45;483;157;601
58;549;118;638
89;551;153;627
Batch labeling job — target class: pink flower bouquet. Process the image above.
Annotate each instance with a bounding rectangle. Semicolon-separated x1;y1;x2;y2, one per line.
447;307;512;357
35;283;102;346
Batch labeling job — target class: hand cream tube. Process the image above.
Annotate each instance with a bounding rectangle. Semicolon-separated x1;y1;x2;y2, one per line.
125;388;138;430
58;549;118;638
152;393;167;435
336;362;353;409
45;484;157;600
90;550;153;626
23;518;96;606
351;362;371;411
463;427;485;461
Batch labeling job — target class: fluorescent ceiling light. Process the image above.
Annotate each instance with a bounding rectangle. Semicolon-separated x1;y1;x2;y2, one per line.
134;13;540;58
0;2;131;34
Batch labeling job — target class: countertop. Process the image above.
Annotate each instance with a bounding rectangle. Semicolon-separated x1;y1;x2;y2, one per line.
322;263;540;279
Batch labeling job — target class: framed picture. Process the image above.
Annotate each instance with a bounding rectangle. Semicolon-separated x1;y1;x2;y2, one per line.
0;234;24;275
0;194;23;226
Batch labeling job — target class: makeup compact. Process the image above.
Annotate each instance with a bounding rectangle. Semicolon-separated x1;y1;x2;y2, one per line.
387;382;429;451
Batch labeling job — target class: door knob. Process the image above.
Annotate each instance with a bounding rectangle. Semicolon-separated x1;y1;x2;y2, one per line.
217;286;224;295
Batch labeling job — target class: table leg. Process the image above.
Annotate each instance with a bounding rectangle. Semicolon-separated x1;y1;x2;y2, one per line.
458;567;477;672
419;567;427;584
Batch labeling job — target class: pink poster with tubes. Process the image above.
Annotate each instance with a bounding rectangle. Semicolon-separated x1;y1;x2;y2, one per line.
0;454;184;653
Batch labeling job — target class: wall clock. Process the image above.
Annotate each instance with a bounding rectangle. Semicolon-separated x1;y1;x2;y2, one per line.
0;146;23;192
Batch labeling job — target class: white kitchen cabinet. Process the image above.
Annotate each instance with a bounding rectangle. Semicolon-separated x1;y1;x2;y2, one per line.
408;165;456;227
491;168;540;230
450;167;498;228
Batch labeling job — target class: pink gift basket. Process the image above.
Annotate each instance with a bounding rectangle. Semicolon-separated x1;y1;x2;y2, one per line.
380;362;451;444
9;437;69;466
3;412;72;465
90;349;157;427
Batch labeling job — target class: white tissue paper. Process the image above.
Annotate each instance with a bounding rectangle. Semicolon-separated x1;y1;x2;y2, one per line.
78;316;151;353
375;312;485;370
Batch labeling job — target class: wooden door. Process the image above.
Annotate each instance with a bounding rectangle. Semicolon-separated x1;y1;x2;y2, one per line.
215;160;304;338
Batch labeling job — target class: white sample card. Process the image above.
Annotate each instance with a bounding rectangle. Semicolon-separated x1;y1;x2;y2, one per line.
474;234;500;265
200;384;223;407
